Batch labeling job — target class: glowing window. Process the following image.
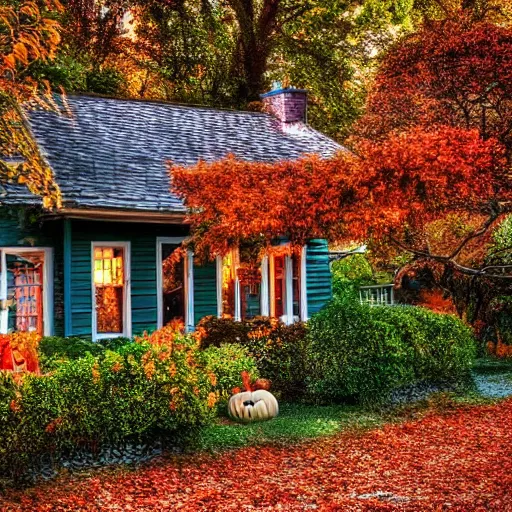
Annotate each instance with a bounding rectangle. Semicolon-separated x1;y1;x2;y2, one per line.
94;247;125;334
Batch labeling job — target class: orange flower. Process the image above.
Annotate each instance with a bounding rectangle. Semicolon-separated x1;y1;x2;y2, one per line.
207;392;217;408
9;399;20;413
144;360;156;380
45;417;63;433
92;362;101;383
111;362;123;373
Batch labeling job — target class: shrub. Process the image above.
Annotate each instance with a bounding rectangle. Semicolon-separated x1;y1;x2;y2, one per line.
0;332;40;373
38;336;104;370
197;317;309;399
0;331;217;481
198;344;259;404
307;296;476;405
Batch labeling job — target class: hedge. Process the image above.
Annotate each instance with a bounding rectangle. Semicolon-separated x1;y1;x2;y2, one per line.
0;330;217;481
307;293;476;404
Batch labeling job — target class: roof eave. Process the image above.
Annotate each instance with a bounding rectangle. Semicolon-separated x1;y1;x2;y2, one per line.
44;207;188;224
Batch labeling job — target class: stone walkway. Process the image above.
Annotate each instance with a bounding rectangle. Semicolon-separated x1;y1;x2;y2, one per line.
473;371;512;399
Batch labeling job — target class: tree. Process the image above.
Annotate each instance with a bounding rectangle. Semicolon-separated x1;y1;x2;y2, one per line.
355;13;512;154
171;125;510;274
0;0;63;207
128;0;417;136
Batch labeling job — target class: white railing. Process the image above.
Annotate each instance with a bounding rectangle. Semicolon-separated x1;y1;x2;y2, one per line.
359;283;395;306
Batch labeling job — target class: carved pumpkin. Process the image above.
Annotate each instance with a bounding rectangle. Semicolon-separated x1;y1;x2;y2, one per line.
228;389;279;423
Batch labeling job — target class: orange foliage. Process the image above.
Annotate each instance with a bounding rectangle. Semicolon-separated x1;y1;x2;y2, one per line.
418;290;457;315
4;399;512;509
0;332;41;374
171;126;508;263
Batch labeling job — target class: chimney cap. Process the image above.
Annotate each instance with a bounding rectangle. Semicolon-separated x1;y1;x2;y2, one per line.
260;87;308;99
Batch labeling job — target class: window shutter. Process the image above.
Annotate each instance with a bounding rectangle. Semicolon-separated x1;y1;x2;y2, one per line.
306;239;332;315
193;260;218;324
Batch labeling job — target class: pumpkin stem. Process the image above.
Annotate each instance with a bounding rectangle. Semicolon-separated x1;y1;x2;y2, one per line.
241;370;252;392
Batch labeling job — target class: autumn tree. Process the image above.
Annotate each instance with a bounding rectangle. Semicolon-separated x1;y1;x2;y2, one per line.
171;126;510;271
355;14;512;153
0;0;63;207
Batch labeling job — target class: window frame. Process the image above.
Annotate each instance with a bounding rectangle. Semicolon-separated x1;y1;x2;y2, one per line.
91;241;131;341
156;237;194;331
216;245;308;325
0;247;54;336
216;249;241;321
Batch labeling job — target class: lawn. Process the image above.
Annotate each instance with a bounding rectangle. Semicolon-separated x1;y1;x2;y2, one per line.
198;403;382;451
2;397;511;511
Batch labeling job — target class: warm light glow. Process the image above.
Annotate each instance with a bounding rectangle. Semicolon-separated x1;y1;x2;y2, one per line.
94;248;124;286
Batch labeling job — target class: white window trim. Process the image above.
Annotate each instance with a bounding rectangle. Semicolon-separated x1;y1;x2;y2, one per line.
0;247;54;336
91;241;131;342
216;249;241;321
215;246;307;324
300;245;308;321
260;255;270;317
156;237;194;331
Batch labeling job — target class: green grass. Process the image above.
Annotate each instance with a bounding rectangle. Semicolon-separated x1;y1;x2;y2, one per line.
472;356;512;375
197;402;382;452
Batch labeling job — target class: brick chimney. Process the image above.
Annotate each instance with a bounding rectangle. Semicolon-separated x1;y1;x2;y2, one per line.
260;83;308;124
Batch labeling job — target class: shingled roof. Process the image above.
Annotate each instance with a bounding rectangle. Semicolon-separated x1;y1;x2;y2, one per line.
2;94;342;213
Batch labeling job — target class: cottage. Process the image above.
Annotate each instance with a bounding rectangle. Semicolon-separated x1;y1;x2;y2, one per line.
0;88;340;340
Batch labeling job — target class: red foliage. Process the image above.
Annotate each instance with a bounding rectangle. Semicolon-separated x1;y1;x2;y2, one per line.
171;13;512;279
2;399;512;510
417;289;457;315
252;378;272;391
240;370;252;392
355;13;512;154
171;126;508;262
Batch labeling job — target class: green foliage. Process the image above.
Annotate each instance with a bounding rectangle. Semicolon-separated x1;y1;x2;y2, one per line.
332;254;375;296
307;296;476;404
488;215;512;265
39;336;104;370
197;317;309;399
85;67;125;96
30;54;89;92
0;335;216;480
198;344;259;403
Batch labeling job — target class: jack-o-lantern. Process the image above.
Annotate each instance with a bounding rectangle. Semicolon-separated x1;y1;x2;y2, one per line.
228;389;279;423
228;371;278;423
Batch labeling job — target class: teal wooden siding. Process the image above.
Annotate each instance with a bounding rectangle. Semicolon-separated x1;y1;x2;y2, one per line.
193;260;217;324
68;220;187;337
0;208;65;335
306;239;332;316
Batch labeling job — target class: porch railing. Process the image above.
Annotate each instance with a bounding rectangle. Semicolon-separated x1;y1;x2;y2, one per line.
359;283;395;306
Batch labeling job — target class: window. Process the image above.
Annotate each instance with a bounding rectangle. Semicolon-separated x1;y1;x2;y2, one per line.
239;267;261;321
215;246;307;325
269;247;307;325
0;248;53;336
156;238;193;331
217;250;239;319
92;242;130;340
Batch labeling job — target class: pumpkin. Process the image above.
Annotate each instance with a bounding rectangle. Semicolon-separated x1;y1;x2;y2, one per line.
252;378;271;391
228;389;279;423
